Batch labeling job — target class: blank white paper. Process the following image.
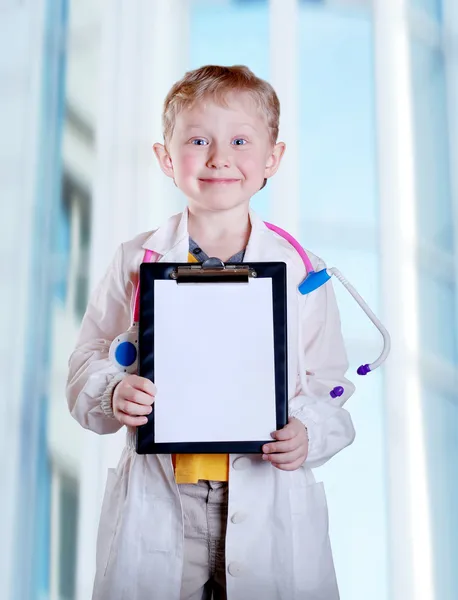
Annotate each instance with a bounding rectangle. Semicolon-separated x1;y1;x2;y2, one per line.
153;279;277;443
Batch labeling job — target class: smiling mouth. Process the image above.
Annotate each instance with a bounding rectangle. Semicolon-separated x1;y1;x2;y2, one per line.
198;178;240;184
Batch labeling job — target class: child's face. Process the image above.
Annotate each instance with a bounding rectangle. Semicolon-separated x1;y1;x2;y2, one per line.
154;92;285;212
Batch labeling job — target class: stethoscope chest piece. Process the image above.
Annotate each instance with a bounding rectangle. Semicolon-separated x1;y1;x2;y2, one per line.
109;325;138;373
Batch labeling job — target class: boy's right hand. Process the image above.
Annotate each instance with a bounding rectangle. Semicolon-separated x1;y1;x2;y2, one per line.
112;375;156;427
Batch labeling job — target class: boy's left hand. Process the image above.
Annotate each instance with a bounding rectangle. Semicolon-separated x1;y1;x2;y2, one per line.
262;418;309;471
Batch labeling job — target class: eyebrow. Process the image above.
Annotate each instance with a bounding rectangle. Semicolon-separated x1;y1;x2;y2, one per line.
184;122;258;131
236;122;257;130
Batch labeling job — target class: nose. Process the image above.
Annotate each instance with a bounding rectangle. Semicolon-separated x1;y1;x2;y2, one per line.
206;143;230;169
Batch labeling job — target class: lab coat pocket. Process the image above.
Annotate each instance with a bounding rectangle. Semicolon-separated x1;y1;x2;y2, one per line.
289;480;327;517
96;468;123;577
289;482;338;598
140;496;174;553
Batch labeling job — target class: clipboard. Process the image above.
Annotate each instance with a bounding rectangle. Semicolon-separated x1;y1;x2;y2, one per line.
136;260;288;454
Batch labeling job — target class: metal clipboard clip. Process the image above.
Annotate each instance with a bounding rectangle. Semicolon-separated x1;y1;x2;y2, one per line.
170;258;257;284
110;258;257;373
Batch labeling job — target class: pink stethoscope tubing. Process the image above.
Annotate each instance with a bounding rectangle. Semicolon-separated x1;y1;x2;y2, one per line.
133;221;390;389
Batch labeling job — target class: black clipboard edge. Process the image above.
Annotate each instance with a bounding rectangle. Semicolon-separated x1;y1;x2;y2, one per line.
137;441;274;455
136;261;288;454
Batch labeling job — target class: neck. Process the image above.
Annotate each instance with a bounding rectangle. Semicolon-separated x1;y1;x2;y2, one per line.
187;204;251;244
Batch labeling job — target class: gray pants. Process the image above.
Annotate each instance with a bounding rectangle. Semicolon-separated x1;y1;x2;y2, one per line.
178;480;228;600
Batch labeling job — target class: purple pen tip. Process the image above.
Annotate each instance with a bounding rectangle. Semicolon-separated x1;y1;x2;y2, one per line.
357;364;371;376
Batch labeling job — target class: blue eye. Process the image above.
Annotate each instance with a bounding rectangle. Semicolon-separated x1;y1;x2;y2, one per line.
232;138;247;146
191;138;208;146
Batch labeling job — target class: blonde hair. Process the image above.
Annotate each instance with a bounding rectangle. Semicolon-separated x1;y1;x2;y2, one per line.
162;65;280;146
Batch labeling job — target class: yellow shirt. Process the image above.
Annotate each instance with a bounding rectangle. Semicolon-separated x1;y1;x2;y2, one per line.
172;251;229;484
173;453;229;484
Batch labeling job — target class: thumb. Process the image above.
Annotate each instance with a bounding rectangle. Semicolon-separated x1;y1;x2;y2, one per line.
271;422;295;441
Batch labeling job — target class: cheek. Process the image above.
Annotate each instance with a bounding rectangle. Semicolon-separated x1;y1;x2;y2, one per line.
174;151;202;179
237;152;267;178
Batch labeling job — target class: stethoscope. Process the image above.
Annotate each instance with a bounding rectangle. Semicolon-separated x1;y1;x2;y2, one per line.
110;222;391;399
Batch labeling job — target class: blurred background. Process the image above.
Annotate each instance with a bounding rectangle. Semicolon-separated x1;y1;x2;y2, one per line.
1;0;457;599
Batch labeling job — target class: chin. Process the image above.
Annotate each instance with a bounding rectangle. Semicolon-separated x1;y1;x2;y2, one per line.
189;194;250;212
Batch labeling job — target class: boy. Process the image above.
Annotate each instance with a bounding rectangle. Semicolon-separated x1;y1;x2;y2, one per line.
67;65;355;600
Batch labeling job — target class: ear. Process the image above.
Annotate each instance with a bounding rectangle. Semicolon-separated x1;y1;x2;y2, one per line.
153;143;174;179
264;142;286;180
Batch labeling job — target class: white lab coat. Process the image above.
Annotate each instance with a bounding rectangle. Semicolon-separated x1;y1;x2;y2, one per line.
67;209;356;600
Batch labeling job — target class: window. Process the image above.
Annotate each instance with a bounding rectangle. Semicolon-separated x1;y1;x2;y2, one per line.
410;38;457;364
411;41;453;255
50;469;79;600
189;0;270;216
57;173;91;320
411;0;443;22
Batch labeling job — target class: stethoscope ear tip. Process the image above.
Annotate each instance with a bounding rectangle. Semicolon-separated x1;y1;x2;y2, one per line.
330;386;344;398
357;364;371;376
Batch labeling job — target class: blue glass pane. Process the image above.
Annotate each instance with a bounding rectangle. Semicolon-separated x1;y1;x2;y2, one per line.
54;199;70;302
189;1;270;216
418;266;458;364
299;9;378;238
230;0;267;4
298;8;386;600
411;40;457;364
411;0;443;21
189;3;269;79
411;41;454;254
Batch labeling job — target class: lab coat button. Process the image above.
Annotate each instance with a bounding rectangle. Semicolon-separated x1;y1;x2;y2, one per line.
232;457;251;470
228;562;244;577
231;511;248;524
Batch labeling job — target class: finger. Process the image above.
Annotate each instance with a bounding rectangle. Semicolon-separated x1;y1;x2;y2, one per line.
272;457;305;471
117;413;149;427
271;423;296;442
262;438;298;454
263;447;305;465
127;375;157;396
117;400;152;416
124;387;155;406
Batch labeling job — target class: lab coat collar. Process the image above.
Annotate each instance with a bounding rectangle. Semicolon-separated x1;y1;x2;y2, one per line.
141;207;270;259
